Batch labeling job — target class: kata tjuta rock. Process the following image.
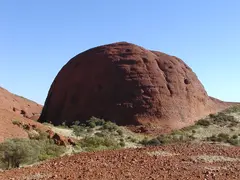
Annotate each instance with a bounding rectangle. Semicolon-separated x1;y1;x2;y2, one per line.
0;86;42;119
0;86;43;142
39;42;231;129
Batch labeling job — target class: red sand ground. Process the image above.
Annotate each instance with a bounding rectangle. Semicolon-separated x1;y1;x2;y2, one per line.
0;143;239;180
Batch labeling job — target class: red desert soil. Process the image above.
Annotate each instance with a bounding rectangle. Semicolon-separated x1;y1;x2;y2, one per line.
39;42;233;130
0;87;43;142
0;143;239;180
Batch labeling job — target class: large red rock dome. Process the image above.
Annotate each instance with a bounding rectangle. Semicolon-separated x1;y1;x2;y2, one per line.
39;42;231;128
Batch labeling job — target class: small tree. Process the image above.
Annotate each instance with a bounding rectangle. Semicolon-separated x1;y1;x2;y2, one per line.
0;139;39;169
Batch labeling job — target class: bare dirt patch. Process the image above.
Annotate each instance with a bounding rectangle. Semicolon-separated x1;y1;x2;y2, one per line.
191;155;240;163
146;150;178;157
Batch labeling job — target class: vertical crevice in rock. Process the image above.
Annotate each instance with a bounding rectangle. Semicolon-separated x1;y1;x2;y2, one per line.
155;59;173;96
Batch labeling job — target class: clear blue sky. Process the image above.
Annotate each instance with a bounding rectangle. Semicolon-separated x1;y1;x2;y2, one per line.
0;0;239;105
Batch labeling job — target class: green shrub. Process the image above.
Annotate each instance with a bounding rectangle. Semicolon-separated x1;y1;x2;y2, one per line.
87;117;105;127
116;129;123;136
146;138;161;146
87;128;94;133
188;135;195;140
207;133;234;144
232;135;238;139
89;122;96;128
207;135;218;142
227;139;239;146
102;122;118;132
140;134;186;146
72;125;85;137
42;122;53;126
12;120;21;126
95;132;106;137
38;140;65;161
140;137;162;146
209;114;216;119
129;137;137;143
0;137;65;169
119;141;125;147
139;137;150;146
171;130;182;135
228;121;239;127
223;105;240;113
0;139;39;169
157;135;178;144
79;136;119;151
210;112;238;126
36;131;49;140
22;124;30;130
56;122;69;129
196;119;211;127
73;121;80;126
178;135;184;141
217;133;229;141
28;130;40;139
181;124;199;132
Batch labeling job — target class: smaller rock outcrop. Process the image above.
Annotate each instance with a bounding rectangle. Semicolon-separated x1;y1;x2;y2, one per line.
46;130;75;146
0;86;42;119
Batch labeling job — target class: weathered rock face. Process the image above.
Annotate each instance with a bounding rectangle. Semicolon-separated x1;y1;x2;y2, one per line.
39;42;231;128
0;87;44;142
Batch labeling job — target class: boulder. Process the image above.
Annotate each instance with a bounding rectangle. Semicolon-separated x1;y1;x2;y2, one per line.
39;42;232;129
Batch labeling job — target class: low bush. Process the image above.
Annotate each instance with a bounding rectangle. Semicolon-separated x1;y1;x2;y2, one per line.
79;136;120;151
207;133;239;146
227;121;239;128
139;137;151;146
232;134;238;139
0;139;38;169
88;121;96;128
129;137;137;143
12;120;21;126
102;122;118;132
227;138;239;146
87;117;105;126
209;114;216;119
223;105;240;114
87;128;94;133
119;141;125;147
141;133;196;147
180;124;199;132
116;129;123;136
207;135;218;142
22;124;29;130
192;130;196;134
210;112;238;126
72;125;85;137
95;132;106;137
0;137;65;169
217;133;229;141
38;140;65;161
146;138;162;146
196;119;211;127
28;130;40;139
140;135;173;146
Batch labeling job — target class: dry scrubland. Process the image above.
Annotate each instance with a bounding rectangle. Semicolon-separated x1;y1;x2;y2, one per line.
0;105;239;180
